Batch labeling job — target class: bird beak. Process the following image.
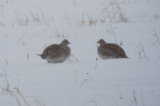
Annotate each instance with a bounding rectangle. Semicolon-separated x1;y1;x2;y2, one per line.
68;41;71;44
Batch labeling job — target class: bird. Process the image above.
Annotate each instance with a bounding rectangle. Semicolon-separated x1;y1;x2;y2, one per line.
37;39;71;63
97;39;128;59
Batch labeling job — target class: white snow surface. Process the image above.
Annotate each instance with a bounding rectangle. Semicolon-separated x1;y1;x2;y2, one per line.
0;0;160;106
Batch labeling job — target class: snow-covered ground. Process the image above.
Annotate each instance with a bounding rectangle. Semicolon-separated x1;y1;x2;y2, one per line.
0;0;160;106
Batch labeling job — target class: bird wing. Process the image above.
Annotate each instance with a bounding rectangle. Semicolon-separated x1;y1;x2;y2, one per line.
102;44;119;57
43;44;61;58
104;43;127;58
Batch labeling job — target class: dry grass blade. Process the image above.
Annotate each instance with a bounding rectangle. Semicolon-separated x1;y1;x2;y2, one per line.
12;93;21;106
26;53;29;63
14;88;29;106
135;42;149;61
3;88;21;106
1;63;9;89
100;0;128;23
110;27;118;44
141;45;149;61
132;89;137;106
94;58;98;69
153;32;160;45
0;58;45;106
5;59;8;65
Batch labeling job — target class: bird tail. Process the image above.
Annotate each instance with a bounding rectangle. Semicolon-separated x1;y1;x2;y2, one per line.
35;54;42;56
35;54;47;59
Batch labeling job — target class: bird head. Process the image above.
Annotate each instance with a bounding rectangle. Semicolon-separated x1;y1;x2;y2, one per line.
61;39;71;46
97;39;106;45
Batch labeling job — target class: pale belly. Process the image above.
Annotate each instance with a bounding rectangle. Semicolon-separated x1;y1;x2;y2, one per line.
98;52;115;60
46;56;68;63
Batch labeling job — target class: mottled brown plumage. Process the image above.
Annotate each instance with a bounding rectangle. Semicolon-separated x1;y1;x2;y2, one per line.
37;39;71;63
97;39;128;59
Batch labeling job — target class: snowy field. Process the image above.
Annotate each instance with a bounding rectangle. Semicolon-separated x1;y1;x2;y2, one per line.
0;0;160;106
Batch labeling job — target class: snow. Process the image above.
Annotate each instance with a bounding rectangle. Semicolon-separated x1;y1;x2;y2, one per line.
0;0;160;106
